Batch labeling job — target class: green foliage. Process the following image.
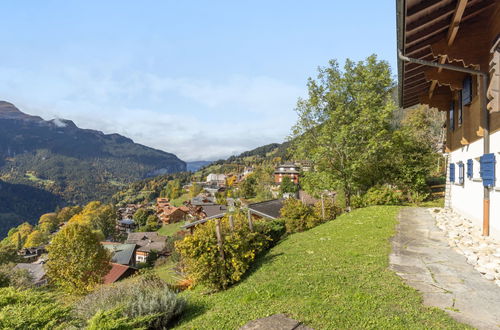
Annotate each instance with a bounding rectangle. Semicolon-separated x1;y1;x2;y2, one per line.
133;208;151;227
0;287;74;329
176;213;270;290
363;185;403;206
313;198;341;221
0;264;33;289
280;198;324;233
86;308;151;330
175;207;465;329
253;219;286;246
241;176;257;199
189;183;203;198
292;55;395;207
279;176;298;196
75;274;185;329
47;223;111;294
69;201;117;239
24;230;48;248
162;179;182;200
138;214;161;232
0;243;19;265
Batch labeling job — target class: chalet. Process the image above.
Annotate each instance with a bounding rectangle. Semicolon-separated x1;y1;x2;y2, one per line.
117;218;136;234
158;206;187;224
397;0;500;238
17;246;46;263
103;263;137;285
125;232;167;264
274;163;300;184
102;242;137;267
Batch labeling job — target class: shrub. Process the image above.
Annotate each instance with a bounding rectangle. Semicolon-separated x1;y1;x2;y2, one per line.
280;198;323;233
175;213;270;290
254;218;286;246
313;198;341;221
86;308;154;330
0;287;74;329
407;190;430;205
0;263;33;289
350;194;367;209
364;185;403;206
75;273;185;329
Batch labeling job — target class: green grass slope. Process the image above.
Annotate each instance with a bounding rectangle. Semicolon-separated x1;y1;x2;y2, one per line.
175;206;467;329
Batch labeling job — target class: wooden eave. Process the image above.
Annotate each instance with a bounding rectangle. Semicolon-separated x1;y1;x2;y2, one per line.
397;0;498;110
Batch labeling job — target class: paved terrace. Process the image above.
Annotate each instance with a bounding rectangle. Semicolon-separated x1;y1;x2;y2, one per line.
390;208;500;329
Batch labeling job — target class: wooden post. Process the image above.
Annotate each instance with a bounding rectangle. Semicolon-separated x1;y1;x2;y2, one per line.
321;194;325;220
247;209;254;232
215;219;225;261
229;215;234;231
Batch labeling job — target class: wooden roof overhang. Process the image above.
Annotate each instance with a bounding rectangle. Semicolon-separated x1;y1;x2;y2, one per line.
397;0;498;110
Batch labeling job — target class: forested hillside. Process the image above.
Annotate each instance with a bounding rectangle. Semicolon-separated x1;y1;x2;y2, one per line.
0;101;186;235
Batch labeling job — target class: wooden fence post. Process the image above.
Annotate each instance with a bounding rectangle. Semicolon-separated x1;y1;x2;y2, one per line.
215;219;225;261
247;209;254;232
321;194;325;220
229;215;234;231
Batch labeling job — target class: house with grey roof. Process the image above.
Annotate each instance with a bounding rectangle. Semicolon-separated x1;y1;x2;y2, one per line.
102;242;137;267
125;232;167;264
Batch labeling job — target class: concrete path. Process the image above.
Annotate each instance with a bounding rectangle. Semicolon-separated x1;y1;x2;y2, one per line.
390;208;500;329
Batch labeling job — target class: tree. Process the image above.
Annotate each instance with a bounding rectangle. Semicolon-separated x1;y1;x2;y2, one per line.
133;209;151;227
69;202;117;240
24;230;47;248
46;223;111;294
241;176;257;199
291;55;395;207
189;183;203;198
279;176;298;195
38;213;58;233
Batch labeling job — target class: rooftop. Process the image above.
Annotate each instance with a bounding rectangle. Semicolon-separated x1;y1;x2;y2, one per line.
248;199;285;220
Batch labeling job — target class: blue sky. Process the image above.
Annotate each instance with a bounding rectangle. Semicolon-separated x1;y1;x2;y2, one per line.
0;1;397;161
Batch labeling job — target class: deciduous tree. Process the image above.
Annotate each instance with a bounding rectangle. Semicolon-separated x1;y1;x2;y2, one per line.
46;223;110;294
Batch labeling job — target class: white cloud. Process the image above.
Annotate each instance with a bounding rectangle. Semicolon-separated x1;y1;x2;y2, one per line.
0;65;304;161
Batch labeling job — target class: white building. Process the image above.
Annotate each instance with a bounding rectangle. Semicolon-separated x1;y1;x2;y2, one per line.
397;0;500;239
206;173;226;186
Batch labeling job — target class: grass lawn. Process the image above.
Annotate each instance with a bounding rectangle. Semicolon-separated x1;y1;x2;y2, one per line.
170;193;190;207
156;260;183;284
173;206;467;329
157;222;184;237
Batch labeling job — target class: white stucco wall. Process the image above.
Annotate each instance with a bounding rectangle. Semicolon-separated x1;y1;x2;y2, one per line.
448;130;500;240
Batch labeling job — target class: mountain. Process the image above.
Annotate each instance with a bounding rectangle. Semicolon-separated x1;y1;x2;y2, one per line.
186;161;212;172
0;101;186;233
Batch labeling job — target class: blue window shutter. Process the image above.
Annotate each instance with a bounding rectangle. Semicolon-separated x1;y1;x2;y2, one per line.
458;91;463;126
449;163;455;182
467;159;473;179
480;153;496;187
462;76;472;105
458;163;464;184
449;102;455;131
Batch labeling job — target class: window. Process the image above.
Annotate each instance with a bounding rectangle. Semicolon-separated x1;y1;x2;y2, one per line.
462;75;473;105
458;162;464;185
449;101;455;131
458;91;463;127
449;163;455;182
480;153;496;187
467;159;473;179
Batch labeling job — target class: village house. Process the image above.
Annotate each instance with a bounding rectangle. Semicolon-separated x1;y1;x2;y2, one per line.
125;232;167;264
206;173;226;186
102;242;137;267
17;246;46;263
274;163;300;184
397;0;500;238
156;197;187;224
103;263;137;285
117;218;136;234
